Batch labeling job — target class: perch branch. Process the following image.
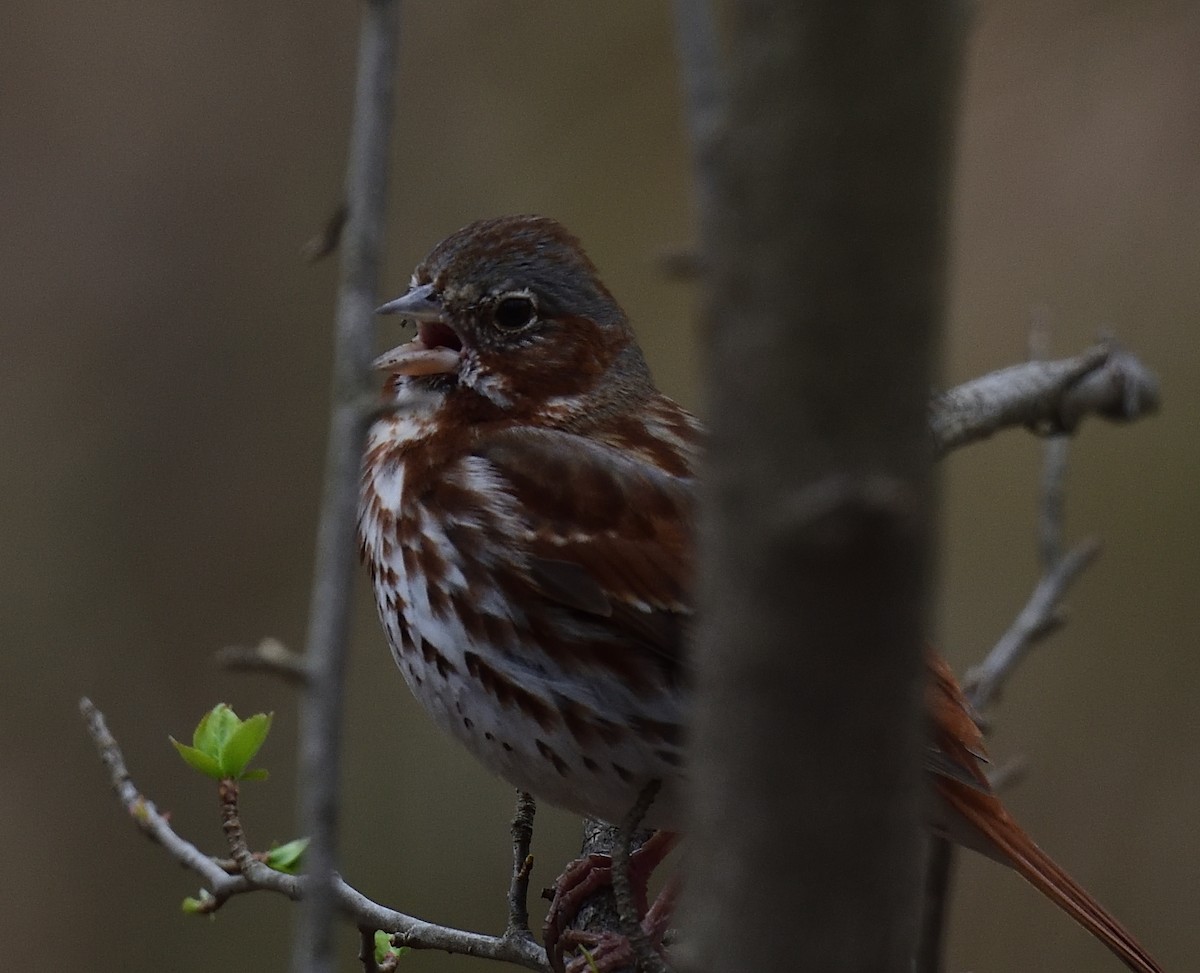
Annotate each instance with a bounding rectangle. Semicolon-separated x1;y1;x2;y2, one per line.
611;781;669;973
80;698;550;972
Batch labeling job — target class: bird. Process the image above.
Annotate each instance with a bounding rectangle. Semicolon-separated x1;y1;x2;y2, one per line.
358;214;1162;973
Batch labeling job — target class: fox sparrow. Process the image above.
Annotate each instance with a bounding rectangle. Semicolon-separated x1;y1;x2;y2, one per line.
359;215;1160;973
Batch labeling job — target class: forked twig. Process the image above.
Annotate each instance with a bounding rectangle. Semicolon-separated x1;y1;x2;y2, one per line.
80;697;550;972
965;536;1101;711
917;326;1127;973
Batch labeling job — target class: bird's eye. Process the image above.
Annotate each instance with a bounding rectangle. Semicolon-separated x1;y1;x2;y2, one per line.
492;293;538;331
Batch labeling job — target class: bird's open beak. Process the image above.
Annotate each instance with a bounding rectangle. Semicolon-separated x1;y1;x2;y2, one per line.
373;283;463;377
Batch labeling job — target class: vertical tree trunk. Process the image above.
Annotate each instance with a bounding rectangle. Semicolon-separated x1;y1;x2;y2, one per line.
683;4;965;971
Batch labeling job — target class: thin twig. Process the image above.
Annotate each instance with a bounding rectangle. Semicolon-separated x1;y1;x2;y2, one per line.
959;360;1108;717
219;778;258;873
79;698;238;893
919;751;1027;972
917;545;1094;973
915;836;956;973
216;638;309;686
79;697;550;971
303;204;349;263
670;0;725;277
358;926;390;973
916;326;1113;973
611;781;668;973
358;927;378;973
1038;437;1070;568
506;791;538;939
293;3;401;973
930;342;1159;456
965;537;1101;711
1026;313;1070;570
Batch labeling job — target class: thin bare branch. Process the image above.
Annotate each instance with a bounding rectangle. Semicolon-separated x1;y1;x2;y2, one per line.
917;543;1094;973
216;638;309;686
80;698;549;971
965;537;1101;711
915;836;956;973
219;778;260;874
1026;314;1071;569
671;0;725;269
302;204;349;263
358;927;382;973
917;322;1112;973
79;698;240;894
506;791;538;939
1038;437;1071;568
294;3;401;972
931;342;1160;456
921;751;1029;971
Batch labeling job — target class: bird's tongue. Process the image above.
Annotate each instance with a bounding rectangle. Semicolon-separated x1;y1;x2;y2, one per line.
372;321;462;377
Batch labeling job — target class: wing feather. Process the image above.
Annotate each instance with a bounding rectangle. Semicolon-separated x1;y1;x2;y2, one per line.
470;423;696;673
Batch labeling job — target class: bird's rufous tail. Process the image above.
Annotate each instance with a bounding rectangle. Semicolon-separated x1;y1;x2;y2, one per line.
927;655;1162;973
936;778;1162;973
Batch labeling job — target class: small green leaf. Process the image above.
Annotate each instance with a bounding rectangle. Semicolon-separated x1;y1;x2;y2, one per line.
265;837;309;874
174;704;272;780
218;712;273;778
181;889;215;914
373;930;408;964
170;738;223;779
193;703;239;756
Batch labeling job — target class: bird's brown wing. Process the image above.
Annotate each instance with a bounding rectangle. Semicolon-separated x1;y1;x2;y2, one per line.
470;423;695;683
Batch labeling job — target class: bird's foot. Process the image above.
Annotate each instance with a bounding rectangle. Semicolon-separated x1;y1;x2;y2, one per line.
543;831;677;972
559;877;678;973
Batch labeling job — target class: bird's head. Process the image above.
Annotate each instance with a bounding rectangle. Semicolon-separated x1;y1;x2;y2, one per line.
374;215;655;419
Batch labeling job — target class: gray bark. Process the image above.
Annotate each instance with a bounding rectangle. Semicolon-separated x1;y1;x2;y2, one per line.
683;4;966;971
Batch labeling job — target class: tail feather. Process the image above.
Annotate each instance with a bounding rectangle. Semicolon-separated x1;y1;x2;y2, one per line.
926;654;1162;973
938;779;1162;973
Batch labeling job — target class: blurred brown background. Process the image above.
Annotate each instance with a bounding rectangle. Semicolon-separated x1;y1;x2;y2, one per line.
2;2;1196;970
